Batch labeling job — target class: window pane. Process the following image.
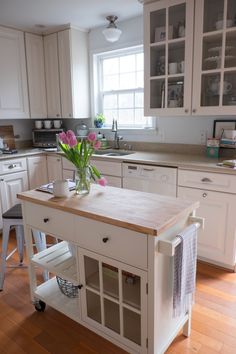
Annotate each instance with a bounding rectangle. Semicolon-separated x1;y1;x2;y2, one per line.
135;109;144;124
119;109;134;125
103;58;119;75
120;73;136;90
135;92;144;108
119;93;134;109
136;53;144;71
136;72;144;88
103;74;119;91
120;54;135;73
103;109;118;125
104;94;118;109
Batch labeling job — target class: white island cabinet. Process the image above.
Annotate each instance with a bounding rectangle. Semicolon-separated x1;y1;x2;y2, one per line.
18;185;200;354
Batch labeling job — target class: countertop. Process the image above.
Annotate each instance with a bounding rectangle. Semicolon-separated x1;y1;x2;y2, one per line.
17;184;199;236
1;147;236;175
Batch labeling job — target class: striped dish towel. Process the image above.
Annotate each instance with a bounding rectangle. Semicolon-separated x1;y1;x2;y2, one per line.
173;224;197;317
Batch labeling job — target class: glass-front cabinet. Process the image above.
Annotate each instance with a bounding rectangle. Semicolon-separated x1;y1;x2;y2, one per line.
192;0;236;115
78;248;148;354
144;0;194;116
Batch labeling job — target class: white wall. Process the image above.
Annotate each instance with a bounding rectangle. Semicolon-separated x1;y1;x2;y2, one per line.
89;16;235;145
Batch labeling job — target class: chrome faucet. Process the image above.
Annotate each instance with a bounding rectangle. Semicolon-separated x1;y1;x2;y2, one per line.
112;119;123;149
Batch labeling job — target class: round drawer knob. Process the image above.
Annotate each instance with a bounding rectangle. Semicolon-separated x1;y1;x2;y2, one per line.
78;284;83;290
192;109;197;113
102;237;109;243
202;192;207;198
185;109;189;113
43;218;49;223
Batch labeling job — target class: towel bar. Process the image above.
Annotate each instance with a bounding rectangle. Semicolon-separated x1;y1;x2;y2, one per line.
158;216;204;257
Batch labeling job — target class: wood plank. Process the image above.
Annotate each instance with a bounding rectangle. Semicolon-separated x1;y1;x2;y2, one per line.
17;185;199;236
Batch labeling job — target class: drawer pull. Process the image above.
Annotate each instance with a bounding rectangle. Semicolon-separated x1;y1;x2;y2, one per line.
78;284;83;290
102;237;109;243
8;164;17;169
201;177;212;183
202;192;207;198
43;218;49;223
0;178;4;182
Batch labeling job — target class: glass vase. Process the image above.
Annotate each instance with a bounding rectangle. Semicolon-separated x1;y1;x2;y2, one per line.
75;167;91;195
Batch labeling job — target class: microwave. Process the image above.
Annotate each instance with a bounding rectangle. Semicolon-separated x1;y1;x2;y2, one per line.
32;129;63;148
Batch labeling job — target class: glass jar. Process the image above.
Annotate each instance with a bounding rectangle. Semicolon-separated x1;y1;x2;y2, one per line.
75;167;91;195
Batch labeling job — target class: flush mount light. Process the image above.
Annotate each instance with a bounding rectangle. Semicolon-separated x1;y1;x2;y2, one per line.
102;15;122;43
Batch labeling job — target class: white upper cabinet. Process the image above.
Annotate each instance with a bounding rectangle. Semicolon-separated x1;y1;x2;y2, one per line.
192;0;236;115
25;33;47;118
44;28;90;119
44;33;62;118
144;0;194;116
0;26;29;118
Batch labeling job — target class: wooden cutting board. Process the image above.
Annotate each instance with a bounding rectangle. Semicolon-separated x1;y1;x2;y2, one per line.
0;125;16;149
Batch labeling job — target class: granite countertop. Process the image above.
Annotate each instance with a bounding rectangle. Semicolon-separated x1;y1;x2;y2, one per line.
0;147;236;175
17;184;199;236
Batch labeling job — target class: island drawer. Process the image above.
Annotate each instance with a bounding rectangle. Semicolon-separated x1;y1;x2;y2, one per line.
24;202;75;240
0;157;27;175
74;216;147;270
178;169;236;194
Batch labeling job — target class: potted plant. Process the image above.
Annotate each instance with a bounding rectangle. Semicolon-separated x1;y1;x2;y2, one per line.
94;113;106;128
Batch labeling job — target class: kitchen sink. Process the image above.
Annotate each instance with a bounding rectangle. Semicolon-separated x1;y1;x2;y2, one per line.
93;150;134;156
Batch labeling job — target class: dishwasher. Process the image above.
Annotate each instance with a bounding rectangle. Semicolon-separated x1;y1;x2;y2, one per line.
123;162;177;197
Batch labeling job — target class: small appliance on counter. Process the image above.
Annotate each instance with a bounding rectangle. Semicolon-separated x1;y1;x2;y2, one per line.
32;128;63;148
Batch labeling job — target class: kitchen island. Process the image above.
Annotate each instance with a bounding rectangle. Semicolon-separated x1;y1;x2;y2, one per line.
18;185;200;354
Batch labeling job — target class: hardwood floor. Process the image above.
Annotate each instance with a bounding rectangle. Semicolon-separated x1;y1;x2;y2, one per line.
1;233;236;354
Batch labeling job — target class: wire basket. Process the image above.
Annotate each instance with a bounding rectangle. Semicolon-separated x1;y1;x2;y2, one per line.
56;276;79;298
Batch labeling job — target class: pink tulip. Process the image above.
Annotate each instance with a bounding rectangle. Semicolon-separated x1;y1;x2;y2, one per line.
59;131;69;144
87;132;96;142
94;140;102;150
98;177;108;187
66;130;77;148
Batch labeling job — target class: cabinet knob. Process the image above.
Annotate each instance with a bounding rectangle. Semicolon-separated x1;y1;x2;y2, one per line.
202;192;207;198
43;218;49;223
56;114;60;117
102;237;109;243
57;159;60;162
0;178;4;182
78;284;83;290
69;113;72;117
201;177;212;183
185;109;189;113
192;109;197;113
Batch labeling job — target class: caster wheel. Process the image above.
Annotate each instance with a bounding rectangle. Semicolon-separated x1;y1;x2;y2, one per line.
34;300;46;312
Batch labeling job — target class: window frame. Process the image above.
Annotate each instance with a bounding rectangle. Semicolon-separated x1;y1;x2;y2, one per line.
93;45;155;130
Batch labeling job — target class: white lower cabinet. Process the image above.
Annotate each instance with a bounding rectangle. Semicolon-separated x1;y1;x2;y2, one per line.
27;156;48;189
178;186;236;268
78;248;147;353
0;170;28;228
47;155;62;182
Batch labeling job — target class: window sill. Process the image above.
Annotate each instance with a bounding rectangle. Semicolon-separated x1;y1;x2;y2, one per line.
91;127;158;136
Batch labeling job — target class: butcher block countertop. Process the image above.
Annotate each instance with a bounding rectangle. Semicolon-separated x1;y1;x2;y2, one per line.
17;184;199;236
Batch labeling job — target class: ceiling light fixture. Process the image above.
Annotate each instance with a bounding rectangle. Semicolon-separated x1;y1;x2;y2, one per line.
102;15;122;43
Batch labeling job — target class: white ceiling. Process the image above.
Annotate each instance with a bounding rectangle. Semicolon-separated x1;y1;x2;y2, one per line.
0;0;143;33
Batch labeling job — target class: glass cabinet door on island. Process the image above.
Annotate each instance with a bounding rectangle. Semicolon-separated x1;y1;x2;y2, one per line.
78;249;148;354
192;0;236;115
144;0;194;116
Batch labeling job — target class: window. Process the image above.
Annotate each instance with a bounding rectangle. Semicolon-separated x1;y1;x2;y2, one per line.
94;46;153;129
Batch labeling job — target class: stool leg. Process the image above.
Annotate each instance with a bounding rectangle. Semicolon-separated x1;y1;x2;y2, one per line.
15;225;24;264
32;230;49;282
0;221;11;291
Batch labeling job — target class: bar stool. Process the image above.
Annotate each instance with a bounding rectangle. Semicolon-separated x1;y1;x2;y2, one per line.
0;204;47;291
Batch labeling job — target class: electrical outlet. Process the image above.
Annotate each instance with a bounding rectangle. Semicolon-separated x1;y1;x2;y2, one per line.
200;130;206;145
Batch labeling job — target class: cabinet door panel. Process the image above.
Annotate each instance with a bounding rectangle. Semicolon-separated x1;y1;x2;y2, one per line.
178;186;236;267
44;33;61;118
27;156;48;189
25;33;47;118
47;155;62;182
0;27;29;118
79;248;148;354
